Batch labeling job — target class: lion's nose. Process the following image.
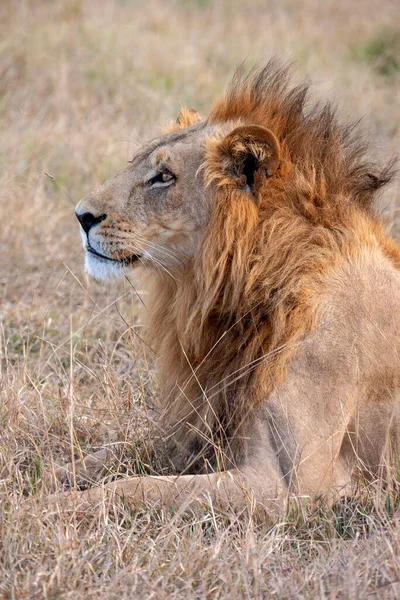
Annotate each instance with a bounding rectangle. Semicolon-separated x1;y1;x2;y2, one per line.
75;211;107;234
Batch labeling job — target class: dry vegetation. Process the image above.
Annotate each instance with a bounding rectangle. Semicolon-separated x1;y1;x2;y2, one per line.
1;0;400;598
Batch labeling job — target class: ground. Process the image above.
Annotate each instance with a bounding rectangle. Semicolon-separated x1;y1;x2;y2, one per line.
1;0;400;598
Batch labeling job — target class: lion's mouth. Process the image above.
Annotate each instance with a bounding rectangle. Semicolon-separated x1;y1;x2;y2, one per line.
86;244;141;265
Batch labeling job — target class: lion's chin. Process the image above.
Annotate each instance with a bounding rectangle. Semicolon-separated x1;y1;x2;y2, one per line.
84;251;128;282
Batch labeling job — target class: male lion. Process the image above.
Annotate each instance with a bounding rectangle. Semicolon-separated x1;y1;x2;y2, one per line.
67;61;400;520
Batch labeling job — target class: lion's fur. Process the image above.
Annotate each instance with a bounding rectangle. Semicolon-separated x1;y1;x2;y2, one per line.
208;60;395;208
140;62;399;471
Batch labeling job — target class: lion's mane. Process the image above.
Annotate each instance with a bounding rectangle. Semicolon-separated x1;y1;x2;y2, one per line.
145;61;398;471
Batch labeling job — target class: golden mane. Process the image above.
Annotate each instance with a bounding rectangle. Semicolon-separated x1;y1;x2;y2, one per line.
208;59;395;208
143;61;398;472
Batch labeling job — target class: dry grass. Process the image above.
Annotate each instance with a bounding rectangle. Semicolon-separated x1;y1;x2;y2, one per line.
1;0;400;598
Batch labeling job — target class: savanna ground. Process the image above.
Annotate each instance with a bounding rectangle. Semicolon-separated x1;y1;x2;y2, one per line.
1;0;400;598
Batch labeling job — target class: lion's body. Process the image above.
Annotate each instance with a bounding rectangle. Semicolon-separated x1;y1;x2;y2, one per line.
68;61;400;519
146;213;400;487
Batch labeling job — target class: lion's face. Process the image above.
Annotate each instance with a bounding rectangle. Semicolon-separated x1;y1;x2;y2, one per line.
75;120;217;281
75;109;280;281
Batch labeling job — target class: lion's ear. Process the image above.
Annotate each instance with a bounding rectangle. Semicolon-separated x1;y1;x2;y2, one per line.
176;107;201;128
220;124;280;201
163;107;202;134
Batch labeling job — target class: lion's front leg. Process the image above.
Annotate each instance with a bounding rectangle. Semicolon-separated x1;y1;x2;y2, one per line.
54;470;285;521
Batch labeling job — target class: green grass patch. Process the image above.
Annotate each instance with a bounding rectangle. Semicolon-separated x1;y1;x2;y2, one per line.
353;28;400;77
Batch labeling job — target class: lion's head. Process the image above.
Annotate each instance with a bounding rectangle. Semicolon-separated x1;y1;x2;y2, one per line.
76;106;282;281
76;61;392;284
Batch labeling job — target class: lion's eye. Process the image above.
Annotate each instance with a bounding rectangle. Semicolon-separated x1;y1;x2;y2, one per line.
161;171;173;183
149;170;175;187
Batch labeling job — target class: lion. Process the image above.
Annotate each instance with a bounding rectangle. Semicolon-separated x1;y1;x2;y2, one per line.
64;60;400;520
